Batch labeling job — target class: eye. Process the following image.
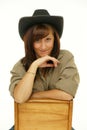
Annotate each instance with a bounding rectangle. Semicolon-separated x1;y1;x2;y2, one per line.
46;37;51;41
35;39;41;43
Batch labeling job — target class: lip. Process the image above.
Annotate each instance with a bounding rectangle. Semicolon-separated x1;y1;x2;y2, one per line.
38;50;50;57
40;50;49;52
40;50;49;54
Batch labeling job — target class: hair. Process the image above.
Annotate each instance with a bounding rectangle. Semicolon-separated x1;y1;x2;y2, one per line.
21;24;60;74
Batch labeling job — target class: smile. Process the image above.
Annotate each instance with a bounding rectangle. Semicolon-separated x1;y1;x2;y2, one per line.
40;50;49;53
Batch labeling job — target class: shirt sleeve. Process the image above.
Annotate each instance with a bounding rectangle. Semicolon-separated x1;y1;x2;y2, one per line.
9;60;26;97
49;50;80;97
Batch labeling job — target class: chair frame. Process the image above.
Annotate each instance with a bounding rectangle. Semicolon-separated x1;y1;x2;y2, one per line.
14;99;73;130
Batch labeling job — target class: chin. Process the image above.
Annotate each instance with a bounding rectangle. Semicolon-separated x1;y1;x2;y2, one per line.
40;53;51;57
37;52;51;58
40;54;49;57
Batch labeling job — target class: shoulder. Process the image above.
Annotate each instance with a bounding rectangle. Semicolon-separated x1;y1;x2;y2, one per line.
59;50;73;58
58;49;74;61
11;59;26;75
58;49;75;67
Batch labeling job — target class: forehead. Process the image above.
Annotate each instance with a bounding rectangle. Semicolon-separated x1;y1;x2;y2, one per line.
32;24;54;40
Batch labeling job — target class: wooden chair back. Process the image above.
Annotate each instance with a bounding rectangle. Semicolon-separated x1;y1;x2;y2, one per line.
14;99;73;130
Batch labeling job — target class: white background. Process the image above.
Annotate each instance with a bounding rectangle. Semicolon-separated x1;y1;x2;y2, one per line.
0;0;87;129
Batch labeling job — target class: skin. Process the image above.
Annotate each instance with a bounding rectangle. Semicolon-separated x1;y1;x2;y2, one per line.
14;29;73;103
33;33;54;58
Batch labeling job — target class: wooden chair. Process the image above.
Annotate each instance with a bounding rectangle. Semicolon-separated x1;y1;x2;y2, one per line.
14;99;73;130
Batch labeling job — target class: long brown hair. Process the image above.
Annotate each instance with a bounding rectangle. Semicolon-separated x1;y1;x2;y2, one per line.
21;24;60;72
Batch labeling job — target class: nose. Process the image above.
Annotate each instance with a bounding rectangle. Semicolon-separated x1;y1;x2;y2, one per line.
40;40;46;49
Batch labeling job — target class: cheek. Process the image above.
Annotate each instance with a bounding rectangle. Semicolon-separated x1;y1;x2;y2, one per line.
33;44;40;49
48;42;54;48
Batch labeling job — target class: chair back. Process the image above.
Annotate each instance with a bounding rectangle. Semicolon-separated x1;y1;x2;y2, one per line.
14;99;73;130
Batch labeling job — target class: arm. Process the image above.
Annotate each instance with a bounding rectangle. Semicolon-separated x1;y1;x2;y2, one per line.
13;62;37;103
48;50;80;98
31;89;73;100
30;50;79;101
13;56;59;103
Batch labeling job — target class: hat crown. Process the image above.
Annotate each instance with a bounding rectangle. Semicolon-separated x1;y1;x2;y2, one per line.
19;9;63;39
33;9;50;16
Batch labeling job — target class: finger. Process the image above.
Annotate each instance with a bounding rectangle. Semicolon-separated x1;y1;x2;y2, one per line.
49;58;60;67
45;64;54;67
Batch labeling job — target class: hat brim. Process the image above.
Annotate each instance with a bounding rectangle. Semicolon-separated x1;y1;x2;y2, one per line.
18;16;63;39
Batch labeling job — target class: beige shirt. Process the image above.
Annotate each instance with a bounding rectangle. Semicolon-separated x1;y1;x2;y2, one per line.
9;50;80;97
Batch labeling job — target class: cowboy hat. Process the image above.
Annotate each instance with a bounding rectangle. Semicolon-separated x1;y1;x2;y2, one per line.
18;9;64;39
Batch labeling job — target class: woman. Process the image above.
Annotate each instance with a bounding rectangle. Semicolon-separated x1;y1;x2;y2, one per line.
9;9;80;130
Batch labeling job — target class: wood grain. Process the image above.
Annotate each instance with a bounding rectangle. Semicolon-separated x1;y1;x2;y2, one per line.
14;99;73;130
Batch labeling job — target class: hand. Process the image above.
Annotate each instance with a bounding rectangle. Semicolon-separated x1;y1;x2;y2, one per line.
34;55;60;68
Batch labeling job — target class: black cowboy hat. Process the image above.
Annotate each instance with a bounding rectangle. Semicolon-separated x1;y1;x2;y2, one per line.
18;9;64;39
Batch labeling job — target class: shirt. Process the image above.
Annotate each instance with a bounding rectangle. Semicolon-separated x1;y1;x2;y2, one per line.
9;50;80;97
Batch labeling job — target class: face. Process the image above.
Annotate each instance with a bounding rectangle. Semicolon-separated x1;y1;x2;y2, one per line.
33;30;54;58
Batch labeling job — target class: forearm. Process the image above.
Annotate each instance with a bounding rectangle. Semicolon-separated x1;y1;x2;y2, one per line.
14;62;37;103
31;89;73;100
13;56;58;103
